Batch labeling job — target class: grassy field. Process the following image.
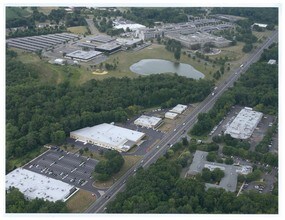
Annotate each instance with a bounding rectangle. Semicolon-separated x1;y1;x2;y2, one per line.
67;26;88;34
66;189;96;213
93;155;142;188
6;7;31;20
38;7;58;15
107;43;218;79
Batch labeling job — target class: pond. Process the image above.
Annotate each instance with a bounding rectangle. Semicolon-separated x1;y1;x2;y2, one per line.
129;59;204;79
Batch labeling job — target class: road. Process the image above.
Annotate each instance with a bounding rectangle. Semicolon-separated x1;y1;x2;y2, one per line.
85;18;99;35
85;30;278;213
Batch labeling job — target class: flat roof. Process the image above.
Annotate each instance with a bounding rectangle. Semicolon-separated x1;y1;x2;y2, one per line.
187;150;252;192
134;115;162;128
96;42;121;51
170;104;187;114
165;112;178;119
90;35;115;43
70;123;145;151
66;50;102;60
6;168;74;202
225;107;263;139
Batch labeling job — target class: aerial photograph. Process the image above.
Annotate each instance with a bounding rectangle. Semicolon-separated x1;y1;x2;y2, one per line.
4;1;280;218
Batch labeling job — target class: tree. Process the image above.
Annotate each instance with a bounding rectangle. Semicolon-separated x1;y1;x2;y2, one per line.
174;49;181;61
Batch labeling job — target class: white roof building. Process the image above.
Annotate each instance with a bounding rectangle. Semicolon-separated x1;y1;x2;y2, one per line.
268;59;277;65
65;50;102;62
134;115;163;129
6;168;75;202
252;23;268;28
170;104;187;114
224;107;263;139
114;23;146;31
165;112;178;120
70;123;145;152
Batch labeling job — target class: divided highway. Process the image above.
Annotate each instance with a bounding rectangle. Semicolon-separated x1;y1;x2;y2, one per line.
85;30;278;213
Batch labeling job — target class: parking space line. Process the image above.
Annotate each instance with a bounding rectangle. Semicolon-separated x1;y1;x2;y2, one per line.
58;155;64;160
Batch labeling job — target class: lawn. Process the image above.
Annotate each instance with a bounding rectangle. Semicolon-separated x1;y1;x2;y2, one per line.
93;155;142;188
67;26;88;34
38;7;59;15
66;189;96;213
106;43;218;79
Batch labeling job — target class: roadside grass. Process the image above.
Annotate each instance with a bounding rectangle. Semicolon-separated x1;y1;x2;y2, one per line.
67;26;88;34
66;189;96;213
93;155;142;188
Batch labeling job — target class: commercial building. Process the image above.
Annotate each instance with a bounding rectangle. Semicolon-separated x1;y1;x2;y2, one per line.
6;168;76;202
116;38;143;48
170;104;187;114
134;115;163;129
186;150;252;192
165;112;178;120
65;50;102;62
166;32;231;49
70;123;145;152
95;42;122;54
224;107;263;139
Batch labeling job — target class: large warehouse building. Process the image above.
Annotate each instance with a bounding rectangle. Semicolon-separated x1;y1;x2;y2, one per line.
134;115;163;129
224;107;263;139
70;123;145;152
6;168;76;202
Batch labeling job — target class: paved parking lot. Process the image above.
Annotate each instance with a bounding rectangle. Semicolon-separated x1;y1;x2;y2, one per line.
23;148;99;193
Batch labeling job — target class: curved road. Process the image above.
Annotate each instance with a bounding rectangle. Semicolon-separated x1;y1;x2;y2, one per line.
85;30;278;213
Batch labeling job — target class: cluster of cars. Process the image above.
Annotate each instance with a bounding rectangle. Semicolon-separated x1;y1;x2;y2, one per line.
254;184;265;193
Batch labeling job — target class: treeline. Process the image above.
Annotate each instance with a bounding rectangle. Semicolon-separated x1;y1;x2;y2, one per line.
165;39;182;61
211;7;278;25
107;157;278;213
122;8;189;27
191;44;278;137
6;187;69;213
6;53;213;169
7;25;66;38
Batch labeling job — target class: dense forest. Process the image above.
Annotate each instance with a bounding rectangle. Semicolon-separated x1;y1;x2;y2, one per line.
122;8;205;27
107;157;278;213
6;187;69;213
6;50;213;171
191;44;278;137
211;7;278;25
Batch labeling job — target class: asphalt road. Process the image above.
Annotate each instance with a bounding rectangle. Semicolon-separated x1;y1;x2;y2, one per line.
85;30;278;213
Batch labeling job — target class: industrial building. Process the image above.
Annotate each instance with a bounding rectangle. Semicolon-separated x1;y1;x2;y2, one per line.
186;150;252;192
65;50;102;62
6;33;80;52
170;104;187;114
134;115;163;129
6;168;76;202
224;107;263;139
165;112;178;120
70;123;145;152
116;38;143;48
113;18;146;31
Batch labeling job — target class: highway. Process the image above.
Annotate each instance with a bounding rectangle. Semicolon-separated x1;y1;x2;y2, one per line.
85;30;278;213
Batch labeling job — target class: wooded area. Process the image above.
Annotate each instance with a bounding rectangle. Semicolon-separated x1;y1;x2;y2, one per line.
107;157;278;213
6;50;213;171
191;44;278;137
6;187;69;213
